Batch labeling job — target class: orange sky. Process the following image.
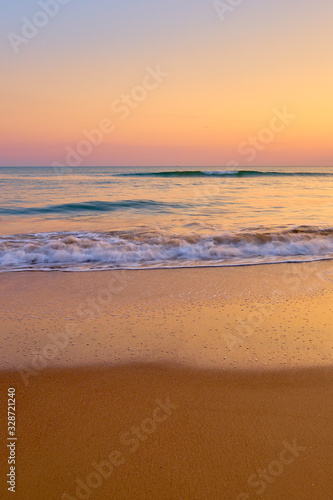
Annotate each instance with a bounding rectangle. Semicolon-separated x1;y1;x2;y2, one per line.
1;0;333;166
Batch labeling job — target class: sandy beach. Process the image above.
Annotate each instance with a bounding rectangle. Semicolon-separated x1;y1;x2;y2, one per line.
1;262;333;499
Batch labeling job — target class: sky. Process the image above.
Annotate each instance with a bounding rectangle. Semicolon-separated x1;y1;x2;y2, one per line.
1;0;332;167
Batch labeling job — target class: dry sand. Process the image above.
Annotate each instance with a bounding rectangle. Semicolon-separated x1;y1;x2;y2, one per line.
0;261;333;499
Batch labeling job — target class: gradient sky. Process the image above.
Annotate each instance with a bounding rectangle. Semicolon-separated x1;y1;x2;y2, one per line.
1;0;332;167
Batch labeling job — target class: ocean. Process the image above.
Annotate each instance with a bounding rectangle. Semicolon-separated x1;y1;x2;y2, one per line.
0;166;333;272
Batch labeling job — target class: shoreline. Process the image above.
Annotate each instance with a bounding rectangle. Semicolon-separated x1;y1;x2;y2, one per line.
1;255;333;274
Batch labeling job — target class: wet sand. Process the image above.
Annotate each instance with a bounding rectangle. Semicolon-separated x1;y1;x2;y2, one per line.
0;262;333;499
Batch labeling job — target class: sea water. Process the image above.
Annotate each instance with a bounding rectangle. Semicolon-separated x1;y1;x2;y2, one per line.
0;166;332;271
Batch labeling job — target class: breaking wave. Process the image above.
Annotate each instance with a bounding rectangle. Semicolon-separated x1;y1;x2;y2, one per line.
1;226;333;272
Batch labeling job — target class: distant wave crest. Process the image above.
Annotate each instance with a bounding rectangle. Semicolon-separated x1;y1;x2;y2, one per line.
0;200;185;216
117;170;333;178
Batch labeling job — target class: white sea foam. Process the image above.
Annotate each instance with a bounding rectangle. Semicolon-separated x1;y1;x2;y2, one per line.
203;170;238;176
1;228;333;271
